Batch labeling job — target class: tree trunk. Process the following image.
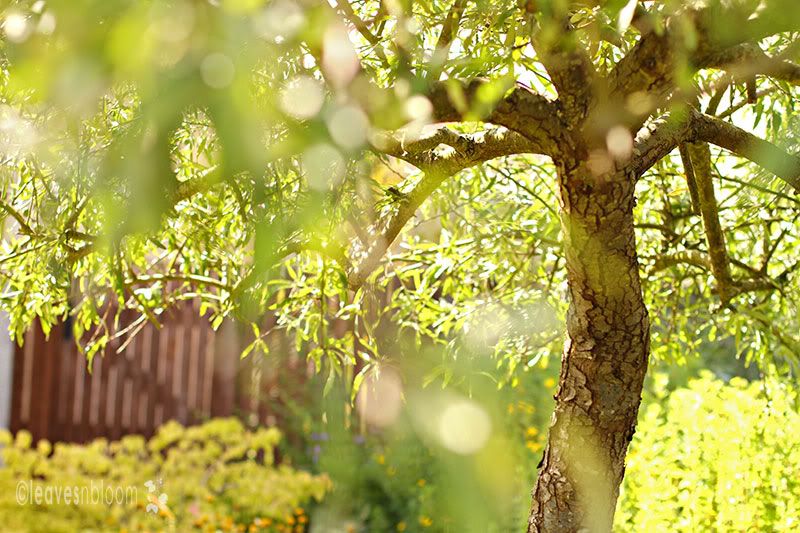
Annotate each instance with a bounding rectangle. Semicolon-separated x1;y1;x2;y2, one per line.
527;163;650;532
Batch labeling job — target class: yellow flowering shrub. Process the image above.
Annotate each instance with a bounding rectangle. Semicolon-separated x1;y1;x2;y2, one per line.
616;373;800;532
0;418;330;533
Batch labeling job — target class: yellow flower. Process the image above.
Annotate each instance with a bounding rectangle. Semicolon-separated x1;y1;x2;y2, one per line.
417;478;426;487
517;400;535;414
526;441;543;452
376;454;386;465
396;521;407;531
507;403;515;414
419;516;433;527
526;427;539;438
544;378;557;389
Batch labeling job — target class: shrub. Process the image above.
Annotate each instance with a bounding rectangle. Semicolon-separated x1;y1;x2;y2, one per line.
298;370;558;533
0;418;330;533
616;372;800;532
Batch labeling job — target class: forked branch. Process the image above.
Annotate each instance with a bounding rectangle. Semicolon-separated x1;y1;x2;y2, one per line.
693;112;800;193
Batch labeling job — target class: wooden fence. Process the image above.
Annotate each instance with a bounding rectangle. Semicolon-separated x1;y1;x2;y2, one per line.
9;302;309;443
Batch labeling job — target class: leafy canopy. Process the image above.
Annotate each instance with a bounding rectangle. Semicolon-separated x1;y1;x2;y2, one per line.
0;0;798;383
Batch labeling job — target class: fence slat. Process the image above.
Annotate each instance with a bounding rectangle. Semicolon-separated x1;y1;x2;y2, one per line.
8;301;296;444
42;324;64;442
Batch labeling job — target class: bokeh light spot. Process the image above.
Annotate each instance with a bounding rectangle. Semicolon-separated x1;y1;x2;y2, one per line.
301;143;345;191
356;368;403;428
201;53;235;89
438;399;491;455
3;12;31;43
281;76;324;120
253;0;304;42
327;105;369;150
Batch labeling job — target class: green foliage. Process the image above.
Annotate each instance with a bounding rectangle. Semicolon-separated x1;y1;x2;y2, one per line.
0;418;329;533
616;373;800;531
634;140;800;370
279;354;559;533
0;0;797;393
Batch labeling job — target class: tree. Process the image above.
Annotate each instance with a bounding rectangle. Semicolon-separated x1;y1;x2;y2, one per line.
1;0;799;530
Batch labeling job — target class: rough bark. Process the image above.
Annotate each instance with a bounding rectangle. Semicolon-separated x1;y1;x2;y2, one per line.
528;162;650;533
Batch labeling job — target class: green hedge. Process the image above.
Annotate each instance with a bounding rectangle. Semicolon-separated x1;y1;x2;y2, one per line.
0;418;329;533
616;373;800;531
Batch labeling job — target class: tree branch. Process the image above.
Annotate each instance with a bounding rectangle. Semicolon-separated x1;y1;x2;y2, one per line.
309;3;564;153
608;4;800;131
529;11;596;128
426;80;561;154
651;250;711;272
678;143;701;215
628;110;693;177
334;0;390;68
701;43;800;86
692;111;800;193
346;170;447;289
651;250;782;300
124;272;233;291
630;107;800;194
427;0;467;81
685;141;735;304
606;17;678;124
0;200;36;236
352;125;543;288
372;125;544;173
174;165;221;202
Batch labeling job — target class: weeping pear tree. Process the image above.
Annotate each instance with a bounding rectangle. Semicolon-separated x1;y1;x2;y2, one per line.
2;0;800;530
